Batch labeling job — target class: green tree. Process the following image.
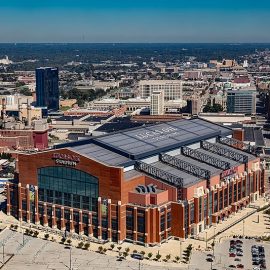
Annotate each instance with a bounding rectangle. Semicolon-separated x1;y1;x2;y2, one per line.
84;243;90;250
66;239;72;246
78;242;84;248
98;246;103;253
147;252;153;260
156;254;162;261
110;243;115;250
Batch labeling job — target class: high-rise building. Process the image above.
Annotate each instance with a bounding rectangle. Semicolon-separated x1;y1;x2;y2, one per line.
227;90;256;115
36;67;59;111
150;90;164;115
139;80;182;101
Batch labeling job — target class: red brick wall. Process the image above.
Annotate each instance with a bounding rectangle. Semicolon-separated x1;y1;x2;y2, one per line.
18;148;123;203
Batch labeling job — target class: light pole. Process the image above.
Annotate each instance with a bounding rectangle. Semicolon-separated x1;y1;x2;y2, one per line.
179;239;183;260
205;231;208;249
2;243;4;265
69;247;72;270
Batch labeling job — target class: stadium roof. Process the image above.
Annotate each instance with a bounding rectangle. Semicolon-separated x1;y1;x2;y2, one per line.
57;118;232;161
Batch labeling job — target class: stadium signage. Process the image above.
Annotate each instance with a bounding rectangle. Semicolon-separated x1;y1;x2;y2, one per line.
135;126;178;140
221;167;237;179
52;153;80;167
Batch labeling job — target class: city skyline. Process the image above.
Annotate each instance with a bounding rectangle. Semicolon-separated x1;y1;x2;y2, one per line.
0;0;270;43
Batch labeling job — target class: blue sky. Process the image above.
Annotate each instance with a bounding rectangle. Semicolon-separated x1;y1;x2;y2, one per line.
0;0;270;43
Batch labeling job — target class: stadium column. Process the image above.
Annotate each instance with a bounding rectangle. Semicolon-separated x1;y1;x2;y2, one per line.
117;201;125;244
252;171;256;196
133;207;138;242
43;203;48;226
164;205;168;239
157;208;161;243
26;184;30;223
216;185;220;214
222;183;225;211
34;186;39;224
187;201;191;236
88;212;93;236
260;167;265;195
107;199;112;241
6;183;10;215
226;181;230;208
79;210;83;235
61;207;65;231
258;169;261;195
97;197;102;240
144;208;150;245
205;189;209;228
239;176;243;201
52;205;56;229
18;183;22;222
194;197;199;226
69;208;74;233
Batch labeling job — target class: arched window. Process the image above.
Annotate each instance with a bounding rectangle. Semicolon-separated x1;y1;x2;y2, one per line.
38;166;99;212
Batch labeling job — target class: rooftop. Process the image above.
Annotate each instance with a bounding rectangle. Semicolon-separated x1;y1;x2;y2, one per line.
57;118;232;161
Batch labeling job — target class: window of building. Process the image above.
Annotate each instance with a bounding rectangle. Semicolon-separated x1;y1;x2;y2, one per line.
167;211;171;229
160;214;165;232
137;213;145;233
38;167;99;211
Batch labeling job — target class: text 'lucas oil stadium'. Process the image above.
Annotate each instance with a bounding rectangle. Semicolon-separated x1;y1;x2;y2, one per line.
6;118;265;245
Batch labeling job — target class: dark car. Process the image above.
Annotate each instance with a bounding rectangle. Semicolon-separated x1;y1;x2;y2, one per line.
228;265;236;268
236;264;244;269
206;258;213;262
229;253;236;257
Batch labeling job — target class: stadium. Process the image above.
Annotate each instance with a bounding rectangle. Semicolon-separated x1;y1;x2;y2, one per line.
6;118;265;245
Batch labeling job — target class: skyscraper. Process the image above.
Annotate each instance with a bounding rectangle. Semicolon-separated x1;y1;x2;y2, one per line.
36;67;59;111
151;90;164;115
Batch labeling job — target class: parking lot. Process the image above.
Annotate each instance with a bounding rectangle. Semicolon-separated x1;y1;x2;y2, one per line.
0;228;188;270
190;238;270;270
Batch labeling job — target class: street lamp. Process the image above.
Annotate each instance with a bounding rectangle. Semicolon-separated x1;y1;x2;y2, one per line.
65;246;72;270
205;231;208;249
2;243;4;265
180;239;182;260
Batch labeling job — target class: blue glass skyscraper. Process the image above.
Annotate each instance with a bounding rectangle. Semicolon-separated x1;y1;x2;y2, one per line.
36;67;59;111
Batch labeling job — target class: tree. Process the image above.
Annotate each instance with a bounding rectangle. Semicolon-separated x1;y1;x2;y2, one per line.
175;256;180;263
60;237;66;244
33;231;39;237
156;254;162;261
78;242;84;248
44;233;50;240
98;246;103;254
203;103;223;113
123;251;128;259
125;247;130;253
140;251;145;257
133;249;137;254
84;243;90;250
117;246;122;252
166;254;171;261
66;239;72;246
110;243;115;250
147;253;153;260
